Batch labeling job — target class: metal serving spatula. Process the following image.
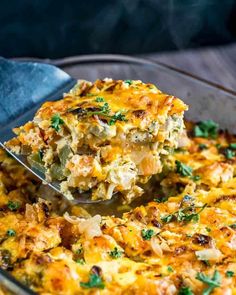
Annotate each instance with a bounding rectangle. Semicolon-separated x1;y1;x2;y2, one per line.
0;57;108;204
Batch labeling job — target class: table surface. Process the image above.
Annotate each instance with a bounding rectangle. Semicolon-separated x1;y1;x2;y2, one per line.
147;43;236;92
45;43;235;93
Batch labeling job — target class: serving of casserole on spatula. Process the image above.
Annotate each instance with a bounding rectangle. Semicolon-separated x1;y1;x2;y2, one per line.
0;58;187;204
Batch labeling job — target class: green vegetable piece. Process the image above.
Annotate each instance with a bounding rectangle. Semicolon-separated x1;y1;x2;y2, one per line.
226;270;234;277
51;114;64;132
196;270;221;295
6;229;16;237
141;229;155;240
50;163;66;181
109;247;123;259
80;273;105;289
7;201;20;211
59;145;72;167
175;160;193;177
178;286;193;295
194;120;219;139
27;153;46;173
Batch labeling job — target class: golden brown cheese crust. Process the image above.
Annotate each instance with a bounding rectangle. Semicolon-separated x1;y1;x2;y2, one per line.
2;120;236;294
6;79;187;203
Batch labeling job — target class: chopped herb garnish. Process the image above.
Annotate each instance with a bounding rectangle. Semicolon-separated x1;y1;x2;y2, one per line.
175;160;193;177
206;227;211;232
51;114;64;132
109;247;123;259
100;102;110;114
154;196;168;203
161;214;174;223
124;80;133;85
82;100;128;125
6;229;16;237
167;266;173;272
229;143;236;150
224;148;235;159
7;201;20;211
194;120;219;139
215;143;221;149
95;97;105;102
76;258;85;265
192;175;201;181
226;270;234;277
80;273;105;289
199;143;208;150
161;204;207;224
141;229;155;240
178;286;193;295
196;270;221;295
108;111;127;125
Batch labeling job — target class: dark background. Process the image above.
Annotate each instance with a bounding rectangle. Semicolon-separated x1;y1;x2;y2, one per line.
0;0;236;58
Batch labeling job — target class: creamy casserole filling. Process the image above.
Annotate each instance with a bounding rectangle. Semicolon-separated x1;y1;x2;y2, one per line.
6;79;187;202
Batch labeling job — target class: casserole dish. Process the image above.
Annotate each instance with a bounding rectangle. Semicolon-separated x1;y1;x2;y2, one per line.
0;54;236;294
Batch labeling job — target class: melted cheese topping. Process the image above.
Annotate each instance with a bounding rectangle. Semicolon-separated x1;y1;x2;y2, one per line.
2;120;236;294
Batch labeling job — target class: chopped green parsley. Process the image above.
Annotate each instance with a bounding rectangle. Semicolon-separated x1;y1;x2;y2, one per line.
6;229;16;237
229;143;236;150
226;270;234;277
196;270;221;295
109;247;123;259
80;273;105;289
141;229;155;240
224;148;235;159
161;204;207;224
51;114;64;132
178;286;193;295
194;120;219;139
175;160;193;177
95;97;105;102
124;80;133;85
7;201;20;211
